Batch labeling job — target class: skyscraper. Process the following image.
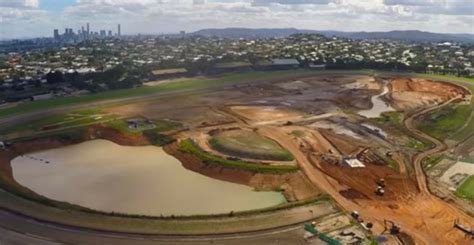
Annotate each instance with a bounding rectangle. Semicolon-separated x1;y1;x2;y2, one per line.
118;24;121;37
54;29;59;39
87;23;90;34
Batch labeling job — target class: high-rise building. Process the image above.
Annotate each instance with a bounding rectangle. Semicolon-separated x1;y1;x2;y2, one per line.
87;23;90;34
108;30;112;36
118;24;121;37
100;30;106;37
54;29;59;39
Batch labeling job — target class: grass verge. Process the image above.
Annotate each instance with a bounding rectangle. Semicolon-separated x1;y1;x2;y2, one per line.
178;139;299;173
455;176;474;202
417;104;472;140
0;186;334;234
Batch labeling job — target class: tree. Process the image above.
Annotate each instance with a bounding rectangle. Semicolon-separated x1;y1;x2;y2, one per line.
46;71;65;84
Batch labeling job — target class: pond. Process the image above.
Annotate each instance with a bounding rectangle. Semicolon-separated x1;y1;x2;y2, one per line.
358;82;396;118
11;140;286;216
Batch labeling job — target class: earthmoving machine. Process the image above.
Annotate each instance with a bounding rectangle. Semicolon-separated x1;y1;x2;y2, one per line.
304;222;343;245
376;178;385;187
375;186;385;196
383;220;400;235
350;211;373;231
454;219;474;239
351;211;362;222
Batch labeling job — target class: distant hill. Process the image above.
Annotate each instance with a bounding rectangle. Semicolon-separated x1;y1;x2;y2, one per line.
192;28;305;39
192;28;474;43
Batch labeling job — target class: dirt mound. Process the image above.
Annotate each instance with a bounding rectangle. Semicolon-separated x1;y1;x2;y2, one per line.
209;129;294;161
229;105;302;124
390;78;469;110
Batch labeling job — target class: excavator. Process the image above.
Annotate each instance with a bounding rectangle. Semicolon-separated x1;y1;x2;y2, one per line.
454;219;474;239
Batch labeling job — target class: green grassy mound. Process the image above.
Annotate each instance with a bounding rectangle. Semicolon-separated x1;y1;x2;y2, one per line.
178;139;298;174
456;175;474;201
417;104;472;140
208;130;294;161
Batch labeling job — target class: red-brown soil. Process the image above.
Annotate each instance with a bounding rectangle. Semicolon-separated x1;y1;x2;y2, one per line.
390;78;470;110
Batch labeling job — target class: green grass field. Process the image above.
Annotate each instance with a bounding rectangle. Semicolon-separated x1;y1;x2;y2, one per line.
417;104;472;140
209;130;294;161
455;176;474;201
415;73;474;84
0;109;115;135
179;139;298;173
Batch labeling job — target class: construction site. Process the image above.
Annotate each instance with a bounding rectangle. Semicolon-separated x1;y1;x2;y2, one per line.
0;72;473;244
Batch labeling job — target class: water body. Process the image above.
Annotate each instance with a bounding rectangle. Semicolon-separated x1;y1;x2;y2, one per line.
358;82;396;118
11;140;286;216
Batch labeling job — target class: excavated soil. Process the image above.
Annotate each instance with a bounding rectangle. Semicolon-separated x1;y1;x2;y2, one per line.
389;78;470;111
314;155;418;201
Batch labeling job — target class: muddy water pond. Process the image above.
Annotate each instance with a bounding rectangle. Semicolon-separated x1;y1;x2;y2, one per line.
11;140;286;216
358;83;395;118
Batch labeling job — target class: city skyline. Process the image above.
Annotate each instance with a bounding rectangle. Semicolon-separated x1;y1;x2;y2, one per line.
52;23;121;42
0;0;473;39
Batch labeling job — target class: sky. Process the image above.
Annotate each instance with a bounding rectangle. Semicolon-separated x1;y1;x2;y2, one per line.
0;0;473;39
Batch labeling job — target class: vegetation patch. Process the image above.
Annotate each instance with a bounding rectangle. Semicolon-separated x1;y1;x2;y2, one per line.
208;130;294;161
417;104;472;140
422;154;444;170
154;119;183;132
291;130;305;137
375;111;429;151
405;137;428;151
105;119;143;136
455;176;474;202
0;109;115;135
376;111;404;130
143;130;175;146
178;139;299;173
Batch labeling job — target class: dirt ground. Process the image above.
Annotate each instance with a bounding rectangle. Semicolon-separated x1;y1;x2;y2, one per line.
3;74;474;244
389;78;470;111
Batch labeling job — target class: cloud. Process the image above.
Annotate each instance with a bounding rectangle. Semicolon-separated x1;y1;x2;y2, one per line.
252;0;331;6
0;0;473;39
0;0;39;8
383;0;474;16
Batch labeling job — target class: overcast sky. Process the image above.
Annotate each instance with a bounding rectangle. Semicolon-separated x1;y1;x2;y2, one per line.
0;0;473;39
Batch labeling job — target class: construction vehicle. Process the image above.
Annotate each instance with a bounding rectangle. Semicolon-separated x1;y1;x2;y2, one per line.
376;178;385;187
383;220;400;235
454;219;474;239
304;223;343;245
375;186;385;196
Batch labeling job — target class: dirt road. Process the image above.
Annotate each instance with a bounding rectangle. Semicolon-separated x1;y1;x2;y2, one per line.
259;124;474;244
403;98;457;193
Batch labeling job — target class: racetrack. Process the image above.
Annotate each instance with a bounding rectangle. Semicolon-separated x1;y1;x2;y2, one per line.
0;71;473;244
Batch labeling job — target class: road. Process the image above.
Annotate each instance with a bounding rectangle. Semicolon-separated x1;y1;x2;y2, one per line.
403;97;458;193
